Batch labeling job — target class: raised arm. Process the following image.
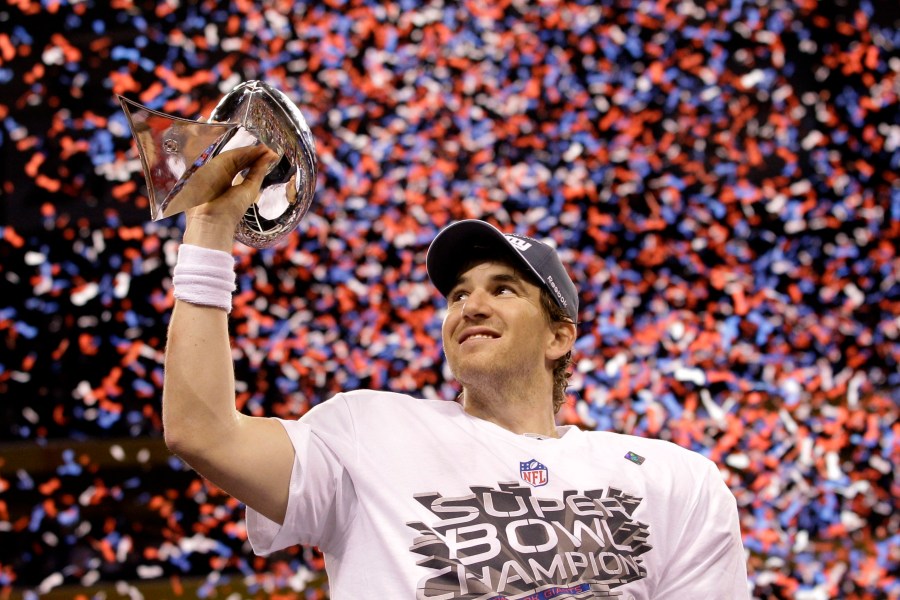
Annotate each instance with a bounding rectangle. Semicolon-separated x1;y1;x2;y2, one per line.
162;144;295;524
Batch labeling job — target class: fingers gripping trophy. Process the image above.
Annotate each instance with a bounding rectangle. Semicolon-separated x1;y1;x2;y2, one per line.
119;81;317;248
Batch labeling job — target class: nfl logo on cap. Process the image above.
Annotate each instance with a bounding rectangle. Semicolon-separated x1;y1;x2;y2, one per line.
520;459;549;487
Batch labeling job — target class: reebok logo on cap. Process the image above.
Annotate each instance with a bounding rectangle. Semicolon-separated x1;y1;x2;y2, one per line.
546;275;568;310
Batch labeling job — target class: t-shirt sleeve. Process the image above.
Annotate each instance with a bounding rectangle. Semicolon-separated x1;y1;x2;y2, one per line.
654;458;751;598
246;396;358;556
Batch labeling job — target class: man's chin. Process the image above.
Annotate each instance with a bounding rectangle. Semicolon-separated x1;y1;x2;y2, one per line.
447;360;502;387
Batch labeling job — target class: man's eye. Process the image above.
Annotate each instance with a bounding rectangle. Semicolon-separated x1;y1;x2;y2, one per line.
496;286;515;295
450;291;469;303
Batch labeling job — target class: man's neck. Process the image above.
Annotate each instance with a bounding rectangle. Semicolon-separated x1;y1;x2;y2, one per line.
460;387;559;439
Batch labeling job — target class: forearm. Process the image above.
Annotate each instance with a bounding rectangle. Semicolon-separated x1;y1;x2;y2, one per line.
162;299;239;456
162;297;293;523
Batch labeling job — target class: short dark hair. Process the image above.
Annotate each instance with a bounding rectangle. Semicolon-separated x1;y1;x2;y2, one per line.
538;287;574;414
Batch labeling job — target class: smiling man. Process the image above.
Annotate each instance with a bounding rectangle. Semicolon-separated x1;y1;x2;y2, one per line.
162;147;750;598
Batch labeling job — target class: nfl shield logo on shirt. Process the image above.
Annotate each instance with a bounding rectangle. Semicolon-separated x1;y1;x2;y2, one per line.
519;459;549;487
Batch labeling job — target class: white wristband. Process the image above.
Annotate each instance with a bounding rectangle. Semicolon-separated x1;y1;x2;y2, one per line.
173;244;236;312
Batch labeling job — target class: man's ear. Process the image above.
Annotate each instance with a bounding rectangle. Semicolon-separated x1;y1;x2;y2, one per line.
547;320;576;361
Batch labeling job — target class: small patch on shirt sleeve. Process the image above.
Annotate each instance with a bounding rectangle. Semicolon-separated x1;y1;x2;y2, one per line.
625;451;645;465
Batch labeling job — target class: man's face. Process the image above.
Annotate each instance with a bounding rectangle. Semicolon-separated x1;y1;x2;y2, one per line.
441;261;557;388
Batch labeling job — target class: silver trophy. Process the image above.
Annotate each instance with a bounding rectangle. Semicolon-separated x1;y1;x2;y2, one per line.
118;80;317;248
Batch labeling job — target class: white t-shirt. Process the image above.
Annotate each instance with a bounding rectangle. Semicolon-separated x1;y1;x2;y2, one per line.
247;390;750;599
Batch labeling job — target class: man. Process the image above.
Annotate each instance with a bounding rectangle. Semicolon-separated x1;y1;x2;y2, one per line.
163;145;750;598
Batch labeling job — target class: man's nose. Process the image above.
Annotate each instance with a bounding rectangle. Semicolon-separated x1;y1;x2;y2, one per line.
462;288;493;319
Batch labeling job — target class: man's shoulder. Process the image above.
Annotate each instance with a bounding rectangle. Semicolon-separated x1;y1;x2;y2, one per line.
338;389;439;405
581;429;716;470
340;389;423;402
331;389;458;416
299;390;458;439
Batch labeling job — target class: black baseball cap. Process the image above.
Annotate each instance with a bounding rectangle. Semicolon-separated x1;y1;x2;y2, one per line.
426;220;578;323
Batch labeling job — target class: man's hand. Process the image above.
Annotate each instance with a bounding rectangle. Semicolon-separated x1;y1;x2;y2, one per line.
182;144;279;252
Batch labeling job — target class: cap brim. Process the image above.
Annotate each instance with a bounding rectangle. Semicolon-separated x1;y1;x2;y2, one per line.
426;220;537;297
